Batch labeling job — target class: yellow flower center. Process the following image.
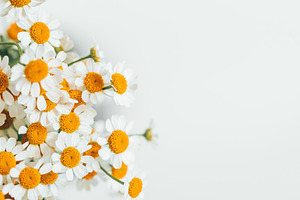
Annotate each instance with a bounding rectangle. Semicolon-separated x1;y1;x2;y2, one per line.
29;22;50;44
60;147;81;168
128;177;143;198
108;130;129;154
0;151;16;175
111;162;127;179
69;90;85;111
0;110;13;130
59;112;80;133
0;70;9;94
19;167;40;189
41;171;58;185
60;78;70;92
25;59;49;83
9;0;31;7
111;73;127;94
82;171;97;180
43;95;57;112
0;191;3;200
26;122;47;145
7;22;23;41
84;72;104;93
83;142;101;159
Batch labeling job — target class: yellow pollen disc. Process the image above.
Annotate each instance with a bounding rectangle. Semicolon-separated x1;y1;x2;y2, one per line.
9;0;31;7
29;22;50;44
41;171;58;185
128;177;143;198
43;95;57;112
82;171;98;180
0;110;13;130
0;70;9;94
84;72;104;93
111;162;128;179
69;90;85;111
60;147;81;168
25;59;49;83
111;73;127;95
59;112;80;133
19;167;40;189
7;22;23;41
0;151;16;175
83;142;101;159
26;122;47;145
108;130;129;154
60;78;70;92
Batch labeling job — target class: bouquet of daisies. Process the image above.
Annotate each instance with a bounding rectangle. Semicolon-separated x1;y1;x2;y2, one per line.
0;1;154;200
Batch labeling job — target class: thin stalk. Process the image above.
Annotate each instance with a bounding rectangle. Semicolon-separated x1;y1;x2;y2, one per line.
100;165;124;185
102;85;113;90
68;55;91;66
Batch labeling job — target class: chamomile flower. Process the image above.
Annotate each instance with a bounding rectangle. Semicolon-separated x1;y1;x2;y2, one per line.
0;56;20;109
19;122;57;158
90;45;103;63
0;109;26;139
40;169;67;197
51;134;94;181
0;0;45;18
17;11;63;50
108;162;130;192
123;171;146;200
74;60;109;104
105;62;137;107
53;105;96;137
7;159;52;200
6;22;23;41
0;137;28;185
11;47;63;99
98;115;136;169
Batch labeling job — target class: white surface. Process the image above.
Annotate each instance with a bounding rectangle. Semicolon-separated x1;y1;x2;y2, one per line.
46;0;300;199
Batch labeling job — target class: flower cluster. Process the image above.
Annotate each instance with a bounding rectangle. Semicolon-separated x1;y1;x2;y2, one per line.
0;1;155;200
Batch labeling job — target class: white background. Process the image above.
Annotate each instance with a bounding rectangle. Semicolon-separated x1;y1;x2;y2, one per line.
46;0;300;199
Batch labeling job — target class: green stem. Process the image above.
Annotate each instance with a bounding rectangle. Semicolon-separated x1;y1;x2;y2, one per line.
102;85;113;90
0;42;23;56
128;134;143;137
100;165;124;185
68;55;91;66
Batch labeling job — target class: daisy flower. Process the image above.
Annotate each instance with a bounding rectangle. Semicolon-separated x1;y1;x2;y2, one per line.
108;162;130;192
11;47;63;99
0;137;28;185
0;0;45;18
17;11;63;50
53;105;96;137
6;21;23;41
0;56;20;110
0;109;26;139
105;62;137;107
7;158;52;200
123;171;146;200
19;122;57;158
98;115;137;169
74;60;109;104
40;169;67;197
51;134;94;181
89;45;104;63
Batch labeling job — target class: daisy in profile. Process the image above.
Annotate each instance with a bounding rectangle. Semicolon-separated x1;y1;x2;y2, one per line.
89;45;104;63
40;168;67;197
53;105;96;137
17;11;63;50
0;56;20;109
74;60;109;104
98;115;137;169
0;137;28;185
11;47;63;99
105;62;137;107
0;109;26;139
7;158;52;200
108;162;130;192
51;134;94;181
0;0;45;18
19;122;57;158
123;171;146;200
